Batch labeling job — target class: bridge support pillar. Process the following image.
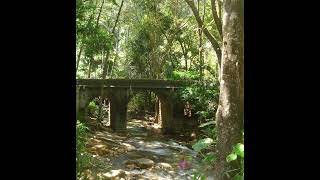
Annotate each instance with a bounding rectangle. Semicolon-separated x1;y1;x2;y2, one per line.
77;86;91;121
109;89;130;132
160;98;173;133
155;91;176;134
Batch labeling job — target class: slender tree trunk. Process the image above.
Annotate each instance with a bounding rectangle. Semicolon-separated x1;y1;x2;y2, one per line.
211;0;223;39
199;29;203;81
198;0;205;82
76;45;83;72
109;28;121;78
87;58;92;78
202;0;206;81
214;0;244;179
185;57;188;71
218;0;222;19
154;97;159;123
101;0;124;79
95;0;106;121
185;0;222;69
215;0;223;82
98;0;124;121
96;0;105;26
182;42;188;71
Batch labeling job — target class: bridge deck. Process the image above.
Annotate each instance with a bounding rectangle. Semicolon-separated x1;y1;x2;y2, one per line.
76;79;191;89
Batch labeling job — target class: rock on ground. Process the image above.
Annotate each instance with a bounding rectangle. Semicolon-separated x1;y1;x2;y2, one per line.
155;162;173;170
103;169;126;179
123;158;155;169
135;158;155;169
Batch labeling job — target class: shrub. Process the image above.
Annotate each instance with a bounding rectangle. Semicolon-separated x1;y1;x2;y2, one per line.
225;131;244;180
76;120;92;177
87;100;98;116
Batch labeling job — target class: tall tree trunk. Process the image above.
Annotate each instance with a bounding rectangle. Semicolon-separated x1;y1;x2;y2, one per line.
95;0;106;122
178;39;188;70
109;28;121;78
101;0;124;79
87;58;92;78
198;0;205;82
214;0;244;179
185;57;188;71
76;45;83;72
210;0;223;82
96;0;105;26
210;0;223;39
199;31;203;81
218;0;222;19
98;0;124;121
185;0;222;69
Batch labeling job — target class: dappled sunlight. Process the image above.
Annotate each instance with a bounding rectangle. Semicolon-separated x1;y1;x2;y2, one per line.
77;0;244;178
80;118;213;179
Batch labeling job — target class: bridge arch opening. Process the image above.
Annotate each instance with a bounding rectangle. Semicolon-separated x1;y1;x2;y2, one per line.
78;87;112;128
126;89;175;129
126;90;160;133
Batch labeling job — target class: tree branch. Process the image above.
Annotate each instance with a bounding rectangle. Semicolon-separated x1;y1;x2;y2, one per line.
102;0;124;79
210;0;222;39
185;0;221;66
96;0;105;27
111;0;124;34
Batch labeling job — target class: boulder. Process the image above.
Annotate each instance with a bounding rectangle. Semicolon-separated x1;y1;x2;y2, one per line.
103;170;126;179
135;158;155;169
125;163;136;170
156;162;173;170
123;158;154;169
122;143;136;151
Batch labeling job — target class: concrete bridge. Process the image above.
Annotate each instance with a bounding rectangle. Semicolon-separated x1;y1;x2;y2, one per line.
76;79;193;132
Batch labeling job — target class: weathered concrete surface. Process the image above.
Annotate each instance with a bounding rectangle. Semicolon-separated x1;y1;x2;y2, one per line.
76;79;191;89
76;79;194;133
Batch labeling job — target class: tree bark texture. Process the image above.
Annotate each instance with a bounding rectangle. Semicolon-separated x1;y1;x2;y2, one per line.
214;0;244;179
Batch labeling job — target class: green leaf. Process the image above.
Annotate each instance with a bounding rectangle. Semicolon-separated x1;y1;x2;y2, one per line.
192;138;214;152
234;143;244;158
202;154;216;163
186;155;193;161
233;174;244;180
201;175;206;180
192;172;200;180
109;0;118;6
198;121;215;128
226;153;237;162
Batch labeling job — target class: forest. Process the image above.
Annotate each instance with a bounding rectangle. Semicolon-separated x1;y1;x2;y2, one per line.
76;0;243;179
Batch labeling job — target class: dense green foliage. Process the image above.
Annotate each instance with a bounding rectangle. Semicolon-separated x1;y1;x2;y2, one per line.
76;120;91;177
87;101;98;116
76;0;243;179
179;81;219;123
225;131;244;180
127;91;156;113
76;0;219;80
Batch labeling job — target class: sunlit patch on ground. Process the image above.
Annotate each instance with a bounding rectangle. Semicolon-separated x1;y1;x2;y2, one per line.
81;118;214;180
